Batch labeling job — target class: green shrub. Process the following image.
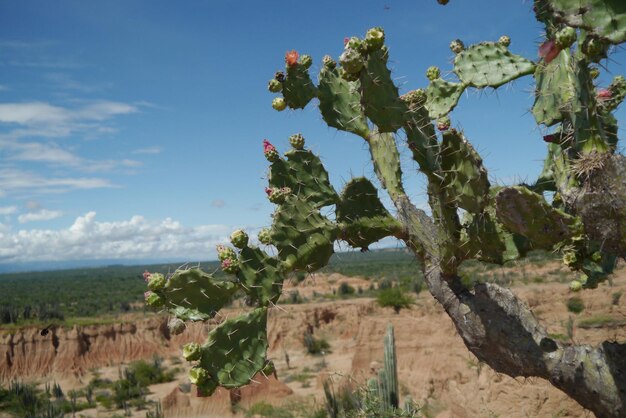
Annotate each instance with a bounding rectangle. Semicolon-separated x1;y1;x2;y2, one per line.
566;297;585;314
338;282;356;297
377;288;413;313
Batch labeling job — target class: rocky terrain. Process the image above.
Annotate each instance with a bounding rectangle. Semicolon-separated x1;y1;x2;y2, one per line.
1;263;625;417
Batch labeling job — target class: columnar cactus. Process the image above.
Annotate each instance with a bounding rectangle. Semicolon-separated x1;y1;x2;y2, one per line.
147;2;626;415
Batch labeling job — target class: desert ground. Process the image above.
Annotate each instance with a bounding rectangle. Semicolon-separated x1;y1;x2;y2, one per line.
2;258;625;417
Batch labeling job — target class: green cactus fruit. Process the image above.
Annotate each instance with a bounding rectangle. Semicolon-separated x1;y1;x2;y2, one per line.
589;67;600;79
365;27;385;51
147;273;166;292
591;251;603;263
322;55;337;69
220;257;239;275
338;67;359;82
265;186;291;204
189;366;210;385
345;36;366;53
183;342;202;361
569;280;582;292
426;66;441;81
555;27;577;49
145;291;164;308
299;54;313;69
437;116;451;131
258;228;272;245
450;39;465;54
289;133;305;149
400;89;427;109
339;47;364;74
272;97;286;111
563;250;579;268
498;35;511;47
268;79;282;93
581;36;608;61
216;245;237;262
168;317;186;335
230;229;249;249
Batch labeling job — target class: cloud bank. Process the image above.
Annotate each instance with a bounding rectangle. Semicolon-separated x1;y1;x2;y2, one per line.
0;212;231;264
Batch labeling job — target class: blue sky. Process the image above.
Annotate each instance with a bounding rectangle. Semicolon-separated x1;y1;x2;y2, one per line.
0;1;625;267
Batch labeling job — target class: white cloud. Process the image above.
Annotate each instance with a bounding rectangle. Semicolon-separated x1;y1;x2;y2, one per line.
18;209;63;223
0;212;232;263
131;146;162;155
0;206;17;215
0;167;116;195
0;100;138;139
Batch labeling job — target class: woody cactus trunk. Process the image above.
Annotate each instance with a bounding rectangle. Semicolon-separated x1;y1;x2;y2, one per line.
145;1;626;416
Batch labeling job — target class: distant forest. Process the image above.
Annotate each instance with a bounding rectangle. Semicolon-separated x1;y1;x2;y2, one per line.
0;249;422;326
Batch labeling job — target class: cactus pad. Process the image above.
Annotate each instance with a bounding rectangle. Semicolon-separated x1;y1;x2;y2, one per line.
317;65;369;136
197;307;269;392
425;78;467;119
532;49;577;126
236;246;285;306
542;0;626;45
157;269;239;321
336;177;403;249
268;148;338;209
453;42;535;88
439;129;490;213
282;61;317;109
360;49;408;132
271;195;337;271
495;186;584;249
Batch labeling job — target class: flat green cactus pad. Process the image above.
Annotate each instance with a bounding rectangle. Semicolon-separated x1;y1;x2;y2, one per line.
453;42;535;88
283;64;317;109
198;307;269;390
161;269;239;321
360;49;408;132
236;246;285;306
495;186;583;249
544;0;626;44
268;149;338;208
271;195;337;271
318;66;369;136
336;177;403;249
439;130;490;214
532;49;577;126
425;78;467;119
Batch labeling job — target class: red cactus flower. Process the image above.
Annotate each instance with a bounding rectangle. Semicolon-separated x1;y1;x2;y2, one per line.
597;89;612;100
265;187;273;197
143;270;151;282
263;139;276;153
344;37;350;46
539;39;561;64
285;50;299;67
543;134;556;143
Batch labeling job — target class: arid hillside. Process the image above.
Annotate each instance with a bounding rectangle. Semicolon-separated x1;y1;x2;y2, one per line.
1;261;625;417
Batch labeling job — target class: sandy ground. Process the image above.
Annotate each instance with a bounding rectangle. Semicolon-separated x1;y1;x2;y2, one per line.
4;260;626;417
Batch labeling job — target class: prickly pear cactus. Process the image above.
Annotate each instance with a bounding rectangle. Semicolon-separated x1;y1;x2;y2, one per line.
147;2;626;403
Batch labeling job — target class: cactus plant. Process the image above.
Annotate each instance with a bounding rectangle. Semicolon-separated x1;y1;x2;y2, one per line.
147;2;626;415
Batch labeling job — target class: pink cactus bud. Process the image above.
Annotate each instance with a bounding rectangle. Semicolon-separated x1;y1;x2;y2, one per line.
263;140;275;153
285;50;299;67
543;134;556;143
143;270;151;282
144;291;152;299
539;39;561;64
597;89;612;100
344;37;350;46
265;187;273;197
221;259;232;269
